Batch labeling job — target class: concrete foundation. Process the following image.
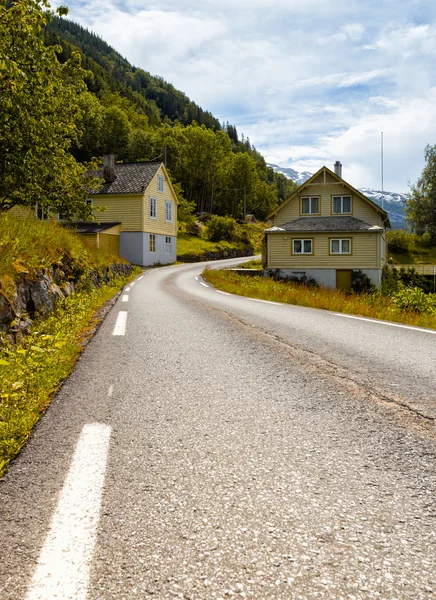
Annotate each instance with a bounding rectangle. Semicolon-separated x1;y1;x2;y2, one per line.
276;268;382;288
119;232;176;266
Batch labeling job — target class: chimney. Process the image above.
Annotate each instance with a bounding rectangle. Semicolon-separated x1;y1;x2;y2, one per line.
103;154;116;183
334;161;342;178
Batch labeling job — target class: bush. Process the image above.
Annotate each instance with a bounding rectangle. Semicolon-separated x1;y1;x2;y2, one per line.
206;216;237;242
397;267;433;293
387;229;416;254
393;287;436;313
351;270;376;294
185;221;202;236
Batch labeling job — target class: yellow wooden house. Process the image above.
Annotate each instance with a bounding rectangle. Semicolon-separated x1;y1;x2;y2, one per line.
265;162;390;289
88;155;178;266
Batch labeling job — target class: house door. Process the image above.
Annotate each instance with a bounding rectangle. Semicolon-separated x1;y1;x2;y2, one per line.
336;270;352;290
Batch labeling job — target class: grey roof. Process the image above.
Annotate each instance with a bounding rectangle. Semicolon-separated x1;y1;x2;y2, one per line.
92;162;161;195
265;216;384;233
66;222;121;234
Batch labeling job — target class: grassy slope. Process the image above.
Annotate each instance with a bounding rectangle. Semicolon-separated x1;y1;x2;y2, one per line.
390;247;436;265
0;214;139;476
203;269;436;331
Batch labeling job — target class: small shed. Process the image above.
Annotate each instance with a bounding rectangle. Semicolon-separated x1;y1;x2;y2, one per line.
70;222;121;255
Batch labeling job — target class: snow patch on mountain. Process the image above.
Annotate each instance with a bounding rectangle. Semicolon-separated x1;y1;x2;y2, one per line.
267;163;406;228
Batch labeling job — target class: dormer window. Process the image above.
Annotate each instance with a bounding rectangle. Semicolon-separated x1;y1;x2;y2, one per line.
332;195;352;214
158;175;164;193
301;196;320;215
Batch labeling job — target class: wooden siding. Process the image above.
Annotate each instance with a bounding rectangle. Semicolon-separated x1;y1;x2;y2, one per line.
273;183;383;227
142;165;177;236
9;206;34;218
267;232;380;269
90;195;142;231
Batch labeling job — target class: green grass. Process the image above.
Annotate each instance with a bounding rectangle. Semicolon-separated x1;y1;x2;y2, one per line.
203;269;436;330
0;270;139;477
390;246;436;265
238;259;263;269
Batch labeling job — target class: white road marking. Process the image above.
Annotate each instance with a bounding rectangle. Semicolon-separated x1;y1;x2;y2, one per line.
200;282;209;288
333;313;436;335
108;385;113;398
25;423;112;600
130;281;136;286
195;276;199;281
122;295;129;302
125;287;131;292
216;290;231;296
137;275;144;281
248;298;282;306
113;311;127;336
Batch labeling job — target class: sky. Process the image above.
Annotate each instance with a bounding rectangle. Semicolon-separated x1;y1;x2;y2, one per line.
53;0;436;192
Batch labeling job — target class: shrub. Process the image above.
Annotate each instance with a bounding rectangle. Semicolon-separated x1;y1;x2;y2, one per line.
393;287;436;313
185;221;202;236
397;267;433;293
206;216;237;242
387;229;416;254
351;270;376;294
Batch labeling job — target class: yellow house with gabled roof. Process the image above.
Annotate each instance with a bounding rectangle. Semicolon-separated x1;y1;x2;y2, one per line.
88;155;178;266
265;162;390;289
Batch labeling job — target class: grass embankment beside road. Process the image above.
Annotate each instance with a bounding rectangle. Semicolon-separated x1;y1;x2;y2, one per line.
0;214;140;476
203;269;436;330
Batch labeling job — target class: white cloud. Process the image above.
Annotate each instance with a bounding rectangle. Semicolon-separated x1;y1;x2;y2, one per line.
54;0;436;191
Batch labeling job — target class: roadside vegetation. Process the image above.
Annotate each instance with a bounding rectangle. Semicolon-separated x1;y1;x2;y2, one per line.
203;269;436;330
387;230;436;264
0;214;140;476
177;214;265;261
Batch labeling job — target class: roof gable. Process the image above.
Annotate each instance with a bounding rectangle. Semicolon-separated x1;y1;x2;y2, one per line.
268;165;390;226
92;162;161;195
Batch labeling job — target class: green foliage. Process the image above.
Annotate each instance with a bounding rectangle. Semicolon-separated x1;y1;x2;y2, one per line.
0;272;137;477
392;287;436;313
100;105;131;158
0;0;101;217
351;270;376;294
387;229;416;254
406;144;436;244
206;216;237;242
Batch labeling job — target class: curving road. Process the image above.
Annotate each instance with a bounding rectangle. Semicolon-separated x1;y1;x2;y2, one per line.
0;258;435;600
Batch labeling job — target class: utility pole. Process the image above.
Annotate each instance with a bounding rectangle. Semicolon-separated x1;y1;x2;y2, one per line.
381;132;384;211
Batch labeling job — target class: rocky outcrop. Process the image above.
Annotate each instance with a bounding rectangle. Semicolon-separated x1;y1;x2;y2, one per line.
0;262;133;344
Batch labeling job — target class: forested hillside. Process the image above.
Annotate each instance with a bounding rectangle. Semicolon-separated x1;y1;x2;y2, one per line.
44;17;296;220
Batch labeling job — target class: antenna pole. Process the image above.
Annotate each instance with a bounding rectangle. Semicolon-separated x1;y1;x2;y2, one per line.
381;132;384;210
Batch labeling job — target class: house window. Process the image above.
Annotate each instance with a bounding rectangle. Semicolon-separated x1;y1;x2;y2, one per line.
330;238;351;254
166;201;172;222
292;239;313;254
165;236;171;254
301;196;320;215
150;197;157;219
158;175;164;193
332;195;352;214
149;234;156;253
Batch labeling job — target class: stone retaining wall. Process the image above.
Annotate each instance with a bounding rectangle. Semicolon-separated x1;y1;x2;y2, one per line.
0;262;133;344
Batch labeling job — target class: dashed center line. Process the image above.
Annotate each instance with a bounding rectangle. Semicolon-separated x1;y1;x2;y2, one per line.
216;290;231;296
130;281;136;287
200;282;209;288
122;295;129;302
195;276;199;281
25;423;112;600
137;275;144;281
125;287;131;292
108;385;114;398
113;311;127;336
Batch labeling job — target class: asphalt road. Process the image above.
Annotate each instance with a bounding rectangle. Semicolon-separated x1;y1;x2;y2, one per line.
0;258;435;600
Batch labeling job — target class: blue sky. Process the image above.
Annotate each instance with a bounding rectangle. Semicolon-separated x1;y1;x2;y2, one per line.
53;0;436;192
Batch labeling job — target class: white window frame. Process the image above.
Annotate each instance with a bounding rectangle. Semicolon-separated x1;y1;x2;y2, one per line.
165;236;171;254
150;196;157;219
330;238;352;254
149;234;156;253
292;239;313;255
158;175;164;193
301;196;320;215
332;195;352;214
165;201;172;222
